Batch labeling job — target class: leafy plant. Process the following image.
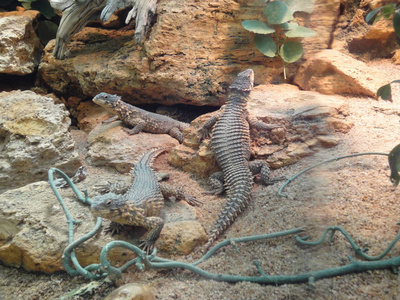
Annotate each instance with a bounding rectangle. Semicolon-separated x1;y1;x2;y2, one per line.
366;3;400;101
242;0;316;79
18;0;55;19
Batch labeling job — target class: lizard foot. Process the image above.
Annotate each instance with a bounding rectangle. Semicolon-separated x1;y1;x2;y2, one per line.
104;222;124;235
185;195;203;207
139;239;156;254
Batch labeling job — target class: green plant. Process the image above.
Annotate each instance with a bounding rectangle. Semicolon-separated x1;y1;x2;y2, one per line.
366;3;400;101
241;0;316;79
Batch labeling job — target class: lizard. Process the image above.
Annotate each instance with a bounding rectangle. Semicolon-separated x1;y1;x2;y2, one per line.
92;93;190;143
198;69;284;249
90;148;201;253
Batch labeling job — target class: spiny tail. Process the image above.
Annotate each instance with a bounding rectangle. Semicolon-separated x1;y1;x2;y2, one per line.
204;183;252;250
132;148;168;173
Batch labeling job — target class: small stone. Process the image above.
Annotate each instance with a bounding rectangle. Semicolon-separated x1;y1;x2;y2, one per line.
104;283;155;300
156;220;207;255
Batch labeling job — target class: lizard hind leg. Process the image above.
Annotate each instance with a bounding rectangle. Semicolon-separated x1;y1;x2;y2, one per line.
249;160;285;186
139;216;164;254
204;171;225;195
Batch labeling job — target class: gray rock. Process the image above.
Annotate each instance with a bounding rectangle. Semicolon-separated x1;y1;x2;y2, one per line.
0;90;80;192
0;11;43;75
87;121;179;173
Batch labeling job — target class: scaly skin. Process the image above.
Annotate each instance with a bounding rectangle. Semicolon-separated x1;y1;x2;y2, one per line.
93;93;189;143
90;148;200;253
199;69;283;249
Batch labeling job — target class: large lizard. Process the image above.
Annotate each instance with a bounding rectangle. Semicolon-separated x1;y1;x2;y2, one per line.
93;93;189;143
90;148;200;253
198;69;283;249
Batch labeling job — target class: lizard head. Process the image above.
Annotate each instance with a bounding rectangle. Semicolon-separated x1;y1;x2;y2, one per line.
229;69;254;93
90;192;124;218
93;93;120;109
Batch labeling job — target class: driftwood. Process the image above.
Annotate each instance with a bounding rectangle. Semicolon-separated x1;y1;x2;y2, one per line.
50;0;158;59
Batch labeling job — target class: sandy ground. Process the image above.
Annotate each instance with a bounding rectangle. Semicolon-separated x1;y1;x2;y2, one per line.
2;74;400;299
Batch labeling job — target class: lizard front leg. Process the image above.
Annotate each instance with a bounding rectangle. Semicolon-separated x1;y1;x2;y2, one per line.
198;113;221;140
247;116;282;131
139;216;164;254
103;115;119;124
160;183;202;206
123;119;146;135
168;127;185;143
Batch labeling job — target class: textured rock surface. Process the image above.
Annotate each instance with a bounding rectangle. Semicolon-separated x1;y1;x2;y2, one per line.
0;10;43;75
38;0;337;106
0;179;205;272
169;84;353;175
0;90;80;192
87;121;179;173
294;50;388;97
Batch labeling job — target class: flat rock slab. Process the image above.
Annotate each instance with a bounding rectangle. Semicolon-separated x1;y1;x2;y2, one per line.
294;49;388;98
0;90;80;192
0;10;43;75
88;121;179;173
0;179;206;273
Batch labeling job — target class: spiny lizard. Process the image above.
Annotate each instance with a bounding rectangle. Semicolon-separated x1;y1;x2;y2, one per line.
93;93;189;143
198;69;283;249
90;148;201;253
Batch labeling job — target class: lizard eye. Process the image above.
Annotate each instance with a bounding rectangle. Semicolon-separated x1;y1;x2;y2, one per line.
106;200;112;205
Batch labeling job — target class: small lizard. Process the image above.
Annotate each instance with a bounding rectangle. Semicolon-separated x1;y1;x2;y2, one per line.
93;93;189;143
90;148;200;253
198;69;284;249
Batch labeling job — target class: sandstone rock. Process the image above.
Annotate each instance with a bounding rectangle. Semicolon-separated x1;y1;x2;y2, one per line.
0;177;205;272
392;49;400;65
76;100;110;132
104;283;155;300
0;10;43;75
169;84;353;174
38;0;337;106
0;90;80;192
156;220;207;255
348;18;397;59
87;121;179;173
294;49;387;98
301;0;340;58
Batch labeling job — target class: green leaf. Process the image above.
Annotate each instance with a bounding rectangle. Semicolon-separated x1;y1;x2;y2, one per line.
393;8;400;38
32;0;56;19
254;34;277;57
241;20;275;34
279;22;298;30
279;41;304;63
388;144;400;187
285;26;317;38
377;83;392;101
381;3;396;19
37;20;58;45
264;1;293;25
280;0;314;14
21;2;32;9
366;7;383;23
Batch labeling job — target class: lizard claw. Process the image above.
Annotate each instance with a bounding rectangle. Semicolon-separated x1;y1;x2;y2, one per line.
139;239;155;254
197;128;210;141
